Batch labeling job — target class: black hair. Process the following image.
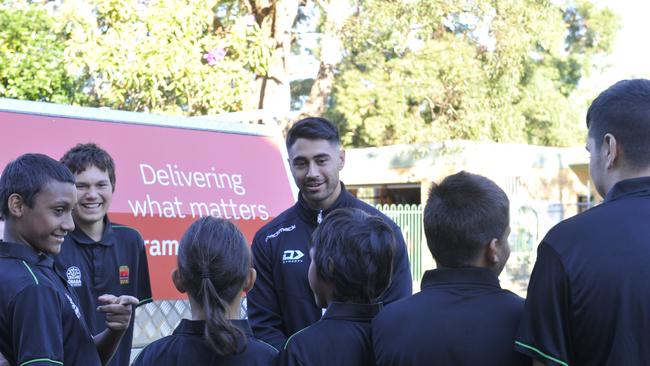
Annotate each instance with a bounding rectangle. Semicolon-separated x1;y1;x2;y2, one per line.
177;216;250;356
60;143;116;190
311;208;395;303
0;153;75;220
286;117;340;150
586;79;650;168
423;171;509;267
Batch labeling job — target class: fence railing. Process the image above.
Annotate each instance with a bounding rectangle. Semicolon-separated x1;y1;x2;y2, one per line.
376;203;424;280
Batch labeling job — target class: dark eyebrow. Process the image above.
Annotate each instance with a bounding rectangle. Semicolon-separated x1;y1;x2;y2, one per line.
51;200;73;207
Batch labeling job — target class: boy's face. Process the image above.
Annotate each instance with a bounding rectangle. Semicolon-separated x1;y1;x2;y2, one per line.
73;165;113;227
17;181;76;254
308;247;331;308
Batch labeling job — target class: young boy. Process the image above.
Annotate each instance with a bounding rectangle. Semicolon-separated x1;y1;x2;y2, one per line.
0;153;138;366
372;171;529;366
56;143;152;366
279;208;395;366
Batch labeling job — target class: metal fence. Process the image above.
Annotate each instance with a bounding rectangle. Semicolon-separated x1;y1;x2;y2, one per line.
375;203;424;280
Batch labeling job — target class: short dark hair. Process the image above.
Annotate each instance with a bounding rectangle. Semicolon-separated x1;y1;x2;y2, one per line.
586;79;650;168
60;143;116;190
0;153;75;220
177;216;250;356
286;117;340;150
424;171;509;268
311;208;395;303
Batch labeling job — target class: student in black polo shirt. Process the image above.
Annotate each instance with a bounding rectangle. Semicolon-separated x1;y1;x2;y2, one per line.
279;208;395;366
373;171;530;366
0;153;137;366
515;79;650;366
133;216;277;366
55;143;152;366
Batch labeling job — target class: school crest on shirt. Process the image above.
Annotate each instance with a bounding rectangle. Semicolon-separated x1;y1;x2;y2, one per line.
119;265;129;285
66;266;82;287
65;293;82;319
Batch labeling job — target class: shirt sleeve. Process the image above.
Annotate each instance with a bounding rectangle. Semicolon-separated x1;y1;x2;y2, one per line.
514;242;572;366
380;225;413;304
246;233;287;351
11;285;65;366
135;233;153;307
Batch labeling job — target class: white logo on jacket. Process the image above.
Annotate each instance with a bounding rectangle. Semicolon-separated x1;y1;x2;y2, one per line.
66;266;82;287
282;250;304;263
265;225;296;242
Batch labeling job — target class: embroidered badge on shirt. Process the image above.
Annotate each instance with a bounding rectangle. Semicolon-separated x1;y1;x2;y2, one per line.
119;265;130;285
66;266;82;287
282;249;305;263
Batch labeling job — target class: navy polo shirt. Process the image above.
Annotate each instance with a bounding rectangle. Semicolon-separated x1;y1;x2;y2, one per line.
373;267;528;366
132;318;278;365
0;241;101;366
280;302;381;366
515;177;650;366
55;218;152;366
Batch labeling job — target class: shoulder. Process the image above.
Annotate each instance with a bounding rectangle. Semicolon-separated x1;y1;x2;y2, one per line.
133;335;176;364
343;195;400;228
283;323;320;350
0;259;49;296
247;337;279;358
252;205;300;244
110;222;144;242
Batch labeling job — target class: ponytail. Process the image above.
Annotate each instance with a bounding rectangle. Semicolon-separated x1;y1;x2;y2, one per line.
177;216;251;357
200;276;245;356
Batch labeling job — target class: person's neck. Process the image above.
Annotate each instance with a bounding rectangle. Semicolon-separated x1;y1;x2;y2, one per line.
76;219;105;242
3;224;27;248
189;295;242;321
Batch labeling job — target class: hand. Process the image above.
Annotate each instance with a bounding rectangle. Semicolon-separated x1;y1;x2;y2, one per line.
97;294;139;332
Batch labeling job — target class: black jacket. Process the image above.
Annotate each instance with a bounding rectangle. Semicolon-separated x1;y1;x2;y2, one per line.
247;183;413;350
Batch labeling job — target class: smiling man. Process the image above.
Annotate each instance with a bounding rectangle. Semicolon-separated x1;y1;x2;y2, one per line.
55;143;152;366
246;117;413;350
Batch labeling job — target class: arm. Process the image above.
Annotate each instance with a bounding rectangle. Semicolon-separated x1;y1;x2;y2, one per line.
136;234;153;307
93;294;138;365
380;226;413;303
246;234;287;350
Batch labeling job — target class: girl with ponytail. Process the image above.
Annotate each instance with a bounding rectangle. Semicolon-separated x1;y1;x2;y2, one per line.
133;217;277;365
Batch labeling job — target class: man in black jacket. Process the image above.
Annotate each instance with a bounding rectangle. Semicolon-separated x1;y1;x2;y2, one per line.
246;117;413;350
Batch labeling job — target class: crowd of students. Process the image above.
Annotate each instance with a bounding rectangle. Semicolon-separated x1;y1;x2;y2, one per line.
1;78;649;366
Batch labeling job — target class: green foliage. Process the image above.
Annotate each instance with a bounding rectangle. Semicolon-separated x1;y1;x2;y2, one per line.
58;0;274;115
326;0;619;147
0;0;618;147
0;3;78;103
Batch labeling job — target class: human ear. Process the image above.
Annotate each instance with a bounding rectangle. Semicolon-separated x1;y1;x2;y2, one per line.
243;268;257;293
486;238;500;266
339;149;346;170
603;133;618;169
171;268;187;293
7;194;24;218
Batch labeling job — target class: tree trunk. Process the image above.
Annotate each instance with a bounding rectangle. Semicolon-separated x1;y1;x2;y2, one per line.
298;0;350;120
247;0;303;130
